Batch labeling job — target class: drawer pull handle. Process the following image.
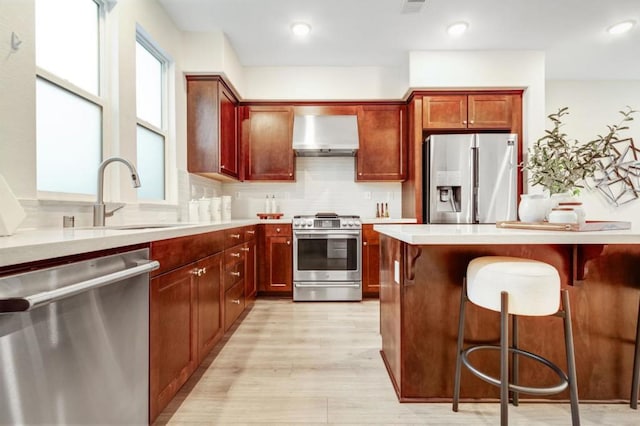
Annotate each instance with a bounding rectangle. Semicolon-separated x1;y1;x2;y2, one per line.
191;268;202;277
287;240;291;245
231;271;241;277
201;267;207;275
276;228;281;233
247;230;256;235
232;299;240;304
240;247;250;252
363;242;368;246
231;234;241;239
271;284;286;287
231;252;241;257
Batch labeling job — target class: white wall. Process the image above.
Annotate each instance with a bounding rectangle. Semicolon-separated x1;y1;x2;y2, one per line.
545;80;640;222
242;66;407;100
0;0;36;199
409;50;546;159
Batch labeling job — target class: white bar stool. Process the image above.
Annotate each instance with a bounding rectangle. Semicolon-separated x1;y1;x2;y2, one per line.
452;256;580;426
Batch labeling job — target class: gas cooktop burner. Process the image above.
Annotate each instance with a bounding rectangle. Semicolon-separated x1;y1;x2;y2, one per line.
293;213;361;219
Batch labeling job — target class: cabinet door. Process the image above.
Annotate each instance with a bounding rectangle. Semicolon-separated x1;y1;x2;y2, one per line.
219;84;239;178
422;95;467;129
150;264;198;421
356;105;406;181
196;253;223;364
362;225;381;296
467;94;513;129
243;106;295;180
187;78;220;174
186;77;238;179
265;235;292;292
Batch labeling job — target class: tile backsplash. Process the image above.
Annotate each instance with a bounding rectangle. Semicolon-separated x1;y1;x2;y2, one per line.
18;158;402;229
222;157;402;219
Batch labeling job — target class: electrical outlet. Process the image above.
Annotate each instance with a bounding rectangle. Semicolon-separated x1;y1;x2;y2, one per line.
364;192;372;200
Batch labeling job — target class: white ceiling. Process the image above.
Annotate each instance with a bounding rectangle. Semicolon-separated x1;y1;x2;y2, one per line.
157;0;639;80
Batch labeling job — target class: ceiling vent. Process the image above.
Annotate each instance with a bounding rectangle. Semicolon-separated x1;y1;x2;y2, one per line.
401;0;426;14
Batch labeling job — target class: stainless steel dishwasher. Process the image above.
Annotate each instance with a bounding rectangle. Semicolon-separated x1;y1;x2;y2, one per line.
0;248;159;425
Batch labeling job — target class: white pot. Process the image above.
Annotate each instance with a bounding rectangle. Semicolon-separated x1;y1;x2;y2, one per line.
518;194;548;223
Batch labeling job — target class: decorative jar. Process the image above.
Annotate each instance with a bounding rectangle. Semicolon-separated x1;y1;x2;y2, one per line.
518;194;548;223
548;208;578;224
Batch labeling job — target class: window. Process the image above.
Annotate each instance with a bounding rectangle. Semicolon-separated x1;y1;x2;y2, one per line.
135;36;168;201
35;0;103;195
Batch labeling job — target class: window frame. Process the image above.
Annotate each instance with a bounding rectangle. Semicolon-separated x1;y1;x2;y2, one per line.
135;28;171;203
35;0;108;202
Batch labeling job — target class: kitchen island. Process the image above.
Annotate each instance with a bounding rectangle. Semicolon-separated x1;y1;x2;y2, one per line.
374;223;640;403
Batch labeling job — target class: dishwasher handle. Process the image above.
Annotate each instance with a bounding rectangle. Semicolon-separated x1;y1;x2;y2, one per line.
0;260;159;313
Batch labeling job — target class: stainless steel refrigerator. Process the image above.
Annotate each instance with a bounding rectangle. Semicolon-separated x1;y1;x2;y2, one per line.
424;133;518;224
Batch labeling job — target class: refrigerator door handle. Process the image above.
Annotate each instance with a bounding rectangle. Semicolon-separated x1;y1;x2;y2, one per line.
472;146;479;223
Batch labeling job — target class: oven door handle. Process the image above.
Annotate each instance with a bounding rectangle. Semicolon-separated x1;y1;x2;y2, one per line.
294;283;361;288
294;231;361;238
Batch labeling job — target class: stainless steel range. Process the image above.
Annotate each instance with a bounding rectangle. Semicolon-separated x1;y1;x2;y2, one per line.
293;213;362;301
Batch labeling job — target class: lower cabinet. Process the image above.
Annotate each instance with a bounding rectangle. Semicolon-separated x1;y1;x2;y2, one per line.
196;253;224;363
149;262;198;422
362;224;381;296
258;224;293;294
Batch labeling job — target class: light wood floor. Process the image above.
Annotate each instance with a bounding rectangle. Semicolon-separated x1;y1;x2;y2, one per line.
156;299;638;425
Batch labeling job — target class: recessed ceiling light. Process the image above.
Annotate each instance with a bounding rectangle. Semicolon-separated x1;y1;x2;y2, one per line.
447;22;469;37
607;20;635;35
291;22;311;37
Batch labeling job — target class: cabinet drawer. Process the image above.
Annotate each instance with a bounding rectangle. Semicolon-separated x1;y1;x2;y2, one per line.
224;245;244;267
224;228;244;248
224;280;245;331
264;224;291;237
224;261;244;290
244;226;257;240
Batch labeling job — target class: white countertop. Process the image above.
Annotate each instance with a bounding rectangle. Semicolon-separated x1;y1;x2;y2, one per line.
0;217;418;268
0;220;260;268
374;223;640;245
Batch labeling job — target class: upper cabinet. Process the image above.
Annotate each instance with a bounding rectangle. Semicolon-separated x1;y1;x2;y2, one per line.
422;94;513;130
240;105;295;181
186;76;239;180
356;104;407;181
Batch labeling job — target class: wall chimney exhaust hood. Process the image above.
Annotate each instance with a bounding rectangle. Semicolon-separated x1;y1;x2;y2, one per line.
292;115;359;157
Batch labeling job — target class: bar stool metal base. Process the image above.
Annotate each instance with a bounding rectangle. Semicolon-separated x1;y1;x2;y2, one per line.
452;280;580;426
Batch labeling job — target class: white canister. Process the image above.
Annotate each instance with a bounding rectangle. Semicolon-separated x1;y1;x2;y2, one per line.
198;198;211;223
210;197;222;223
548;208;578;224
222;195;232;221
518;194;547;223
558;202;586;224
188;200;200;223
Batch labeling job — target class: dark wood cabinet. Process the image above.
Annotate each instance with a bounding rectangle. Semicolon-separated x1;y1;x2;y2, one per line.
196;253;223;363
241;106;295;181
244;226;258;302
259;224;292;294
356;104;407;181
422;94;513;130
149;231;227;422
362;224;381;296
150;262;198;421
186;76;239;180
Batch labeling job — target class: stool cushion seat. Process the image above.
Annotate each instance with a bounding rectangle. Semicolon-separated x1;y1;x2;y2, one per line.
467;256;560;316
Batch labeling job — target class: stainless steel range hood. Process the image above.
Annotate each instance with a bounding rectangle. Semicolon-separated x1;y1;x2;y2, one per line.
292;115;359;157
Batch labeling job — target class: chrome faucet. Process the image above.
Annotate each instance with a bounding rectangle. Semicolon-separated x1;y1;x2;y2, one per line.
93;157;141;226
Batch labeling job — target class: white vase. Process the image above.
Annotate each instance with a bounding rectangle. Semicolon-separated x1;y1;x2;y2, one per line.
518;194;548;222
